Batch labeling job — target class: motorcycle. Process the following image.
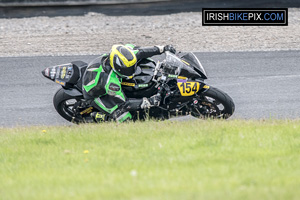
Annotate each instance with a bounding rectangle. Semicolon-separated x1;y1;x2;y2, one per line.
42;51;235;123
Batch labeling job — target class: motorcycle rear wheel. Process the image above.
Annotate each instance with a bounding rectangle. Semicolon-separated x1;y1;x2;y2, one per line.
53;88;86;123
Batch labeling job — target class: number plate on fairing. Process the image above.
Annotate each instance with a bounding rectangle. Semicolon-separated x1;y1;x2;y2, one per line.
177;80;200;96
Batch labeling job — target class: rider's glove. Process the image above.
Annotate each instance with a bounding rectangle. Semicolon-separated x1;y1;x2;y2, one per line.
164;45;176;54
140;94;161;109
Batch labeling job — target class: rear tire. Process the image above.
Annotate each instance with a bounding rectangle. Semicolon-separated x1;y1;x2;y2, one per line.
53;88;84;123
192;87;235;119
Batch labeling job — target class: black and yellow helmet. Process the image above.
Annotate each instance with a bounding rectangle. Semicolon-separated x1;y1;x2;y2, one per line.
110;45;137;79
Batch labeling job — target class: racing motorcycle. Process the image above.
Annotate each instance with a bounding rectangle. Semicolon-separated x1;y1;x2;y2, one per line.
42;51;235;123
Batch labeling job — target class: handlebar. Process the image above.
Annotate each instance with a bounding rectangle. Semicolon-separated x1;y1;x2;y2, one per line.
152;51;174;82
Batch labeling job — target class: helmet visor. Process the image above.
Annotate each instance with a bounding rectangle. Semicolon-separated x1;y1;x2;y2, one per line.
113;56;136;78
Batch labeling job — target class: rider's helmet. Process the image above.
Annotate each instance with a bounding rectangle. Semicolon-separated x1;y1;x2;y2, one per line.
109;45;137;79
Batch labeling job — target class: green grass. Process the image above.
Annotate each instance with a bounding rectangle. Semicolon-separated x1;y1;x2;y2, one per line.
1;120;300;200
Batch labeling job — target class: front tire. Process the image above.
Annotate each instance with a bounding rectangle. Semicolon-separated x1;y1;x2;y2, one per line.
192;87;235;119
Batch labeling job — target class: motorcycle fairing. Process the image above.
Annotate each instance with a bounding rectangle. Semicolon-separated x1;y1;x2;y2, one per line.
178;52;207;79
42;63;79;87
176;80;200;96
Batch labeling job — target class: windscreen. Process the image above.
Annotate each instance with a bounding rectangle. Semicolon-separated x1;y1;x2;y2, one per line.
180;52;207;77
164;52;186;75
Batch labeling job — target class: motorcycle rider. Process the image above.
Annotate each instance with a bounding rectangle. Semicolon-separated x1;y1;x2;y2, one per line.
82;44;176;122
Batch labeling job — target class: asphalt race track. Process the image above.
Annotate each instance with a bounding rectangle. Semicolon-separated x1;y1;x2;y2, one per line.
1;50;300;127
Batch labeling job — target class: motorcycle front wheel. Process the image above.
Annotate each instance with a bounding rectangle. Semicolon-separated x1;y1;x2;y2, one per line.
192;87;235;119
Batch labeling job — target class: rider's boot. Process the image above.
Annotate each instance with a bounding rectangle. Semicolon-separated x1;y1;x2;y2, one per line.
90;112;106;123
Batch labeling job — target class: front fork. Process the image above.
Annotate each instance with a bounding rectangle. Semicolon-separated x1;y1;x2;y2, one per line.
176;82;211;116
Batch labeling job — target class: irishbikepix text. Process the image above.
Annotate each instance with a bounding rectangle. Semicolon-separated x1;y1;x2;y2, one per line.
202;8;288;26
